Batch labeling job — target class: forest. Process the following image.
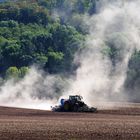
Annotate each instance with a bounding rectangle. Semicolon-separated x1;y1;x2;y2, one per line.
0;0;140;101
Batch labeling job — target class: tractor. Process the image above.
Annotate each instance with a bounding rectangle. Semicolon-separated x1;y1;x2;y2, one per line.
52;95;97;112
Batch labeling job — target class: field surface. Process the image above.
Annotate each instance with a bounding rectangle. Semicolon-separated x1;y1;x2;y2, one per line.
0;104;140;140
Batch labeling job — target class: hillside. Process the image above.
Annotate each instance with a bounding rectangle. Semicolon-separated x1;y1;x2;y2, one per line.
0;0;92;77
0;0;140;102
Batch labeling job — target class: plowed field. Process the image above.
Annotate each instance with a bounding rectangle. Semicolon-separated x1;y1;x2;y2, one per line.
0;105;140;140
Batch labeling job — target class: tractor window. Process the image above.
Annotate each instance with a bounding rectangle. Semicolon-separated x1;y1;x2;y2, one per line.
76;96;81;101
69;96;82;101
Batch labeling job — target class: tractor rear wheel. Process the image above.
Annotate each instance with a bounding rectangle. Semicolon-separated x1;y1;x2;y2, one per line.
63;101;70;111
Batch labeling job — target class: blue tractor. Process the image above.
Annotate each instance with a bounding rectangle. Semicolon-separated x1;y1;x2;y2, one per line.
52;95;97;112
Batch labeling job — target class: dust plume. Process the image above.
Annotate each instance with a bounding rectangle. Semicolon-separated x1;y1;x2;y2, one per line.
61;0;140;107
0;67;68;110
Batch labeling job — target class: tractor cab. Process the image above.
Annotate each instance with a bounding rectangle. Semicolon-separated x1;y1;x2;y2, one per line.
69;95;83;105
69;95;83;101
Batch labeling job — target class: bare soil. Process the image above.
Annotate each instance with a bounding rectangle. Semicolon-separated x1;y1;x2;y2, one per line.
0;105;139;140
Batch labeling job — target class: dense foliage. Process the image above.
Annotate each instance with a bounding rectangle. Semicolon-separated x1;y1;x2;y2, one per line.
0;0;98;78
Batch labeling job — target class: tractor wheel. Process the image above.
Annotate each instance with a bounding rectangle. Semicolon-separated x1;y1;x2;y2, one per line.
73;105;79;112
63;101;70;111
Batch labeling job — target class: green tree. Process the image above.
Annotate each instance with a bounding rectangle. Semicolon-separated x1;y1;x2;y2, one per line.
19;66;29;78
5;66;19;79
46;51;64;73
2;41;21;67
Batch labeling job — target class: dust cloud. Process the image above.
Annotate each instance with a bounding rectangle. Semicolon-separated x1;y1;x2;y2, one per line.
61;0;140;107
0;67;68;110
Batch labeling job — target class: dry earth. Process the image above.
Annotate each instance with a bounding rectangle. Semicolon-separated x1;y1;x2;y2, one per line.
0;104;139;140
